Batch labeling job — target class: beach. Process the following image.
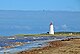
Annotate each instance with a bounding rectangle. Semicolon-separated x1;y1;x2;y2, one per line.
17;38;80;54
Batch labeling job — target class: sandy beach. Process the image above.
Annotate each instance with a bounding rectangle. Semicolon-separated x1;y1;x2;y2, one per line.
17;38;80;54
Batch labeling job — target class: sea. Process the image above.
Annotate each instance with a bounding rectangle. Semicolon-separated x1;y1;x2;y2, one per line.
0;10;80;36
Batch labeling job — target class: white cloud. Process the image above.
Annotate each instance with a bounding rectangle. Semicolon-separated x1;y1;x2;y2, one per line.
11;25;32;30
62;24;68;29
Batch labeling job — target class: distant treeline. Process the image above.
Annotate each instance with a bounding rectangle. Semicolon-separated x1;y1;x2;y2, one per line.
41;32;80;35
55;32;80;34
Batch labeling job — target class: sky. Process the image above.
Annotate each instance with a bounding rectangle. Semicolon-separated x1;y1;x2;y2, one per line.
0;0;80;11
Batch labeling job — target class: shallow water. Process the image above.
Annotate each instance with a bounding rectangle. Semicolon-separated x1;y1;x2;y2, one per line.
0;36;79;54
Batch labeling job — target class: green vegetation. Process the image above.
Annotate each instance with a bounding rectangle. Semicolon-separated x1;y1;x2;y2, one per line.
16;32;80;36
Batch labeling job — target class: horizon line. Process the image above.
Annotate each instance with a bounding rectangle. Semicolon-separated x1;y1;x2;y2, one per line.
0;9;80;12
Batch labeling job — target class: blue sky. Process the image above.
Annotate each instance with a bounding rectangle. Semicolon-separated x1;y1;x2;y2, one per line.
0;0;80;11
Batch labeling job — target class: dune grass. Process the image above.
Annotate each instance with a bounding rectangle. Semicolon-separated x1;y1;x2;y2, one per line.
16;32;80;36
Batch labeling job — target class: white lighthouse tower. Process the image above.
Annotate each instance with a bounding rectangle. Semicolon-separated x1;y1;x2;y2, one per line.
49;22;54;34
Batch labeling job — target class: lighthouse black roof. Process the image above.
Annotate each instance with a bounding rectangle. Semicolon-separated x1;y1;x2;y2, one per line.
50;22;53;25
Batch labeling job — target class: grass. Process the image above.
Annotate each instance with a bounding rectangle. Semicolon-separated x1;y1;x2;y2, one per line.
15;32;80;36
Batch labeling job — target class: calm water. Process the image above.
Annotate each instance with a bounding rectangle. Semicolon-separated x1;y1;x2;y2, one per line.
0;10;80;36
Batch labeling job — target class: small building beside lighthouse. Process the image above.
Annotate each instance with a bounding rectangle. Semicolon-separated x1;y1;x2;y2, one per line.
49;22;54;34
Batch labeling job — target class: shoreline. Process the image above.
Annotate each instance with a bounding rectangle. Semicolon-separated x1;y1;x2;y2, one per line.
17;38;80;54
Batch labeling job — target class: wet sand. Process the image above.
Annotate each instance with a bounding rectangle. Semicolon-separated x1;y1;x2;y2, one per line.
17;38;80;54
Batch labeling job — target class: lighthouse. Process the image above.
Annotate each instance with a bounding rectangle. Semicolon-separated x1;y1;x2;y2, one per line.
49;22;54;34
